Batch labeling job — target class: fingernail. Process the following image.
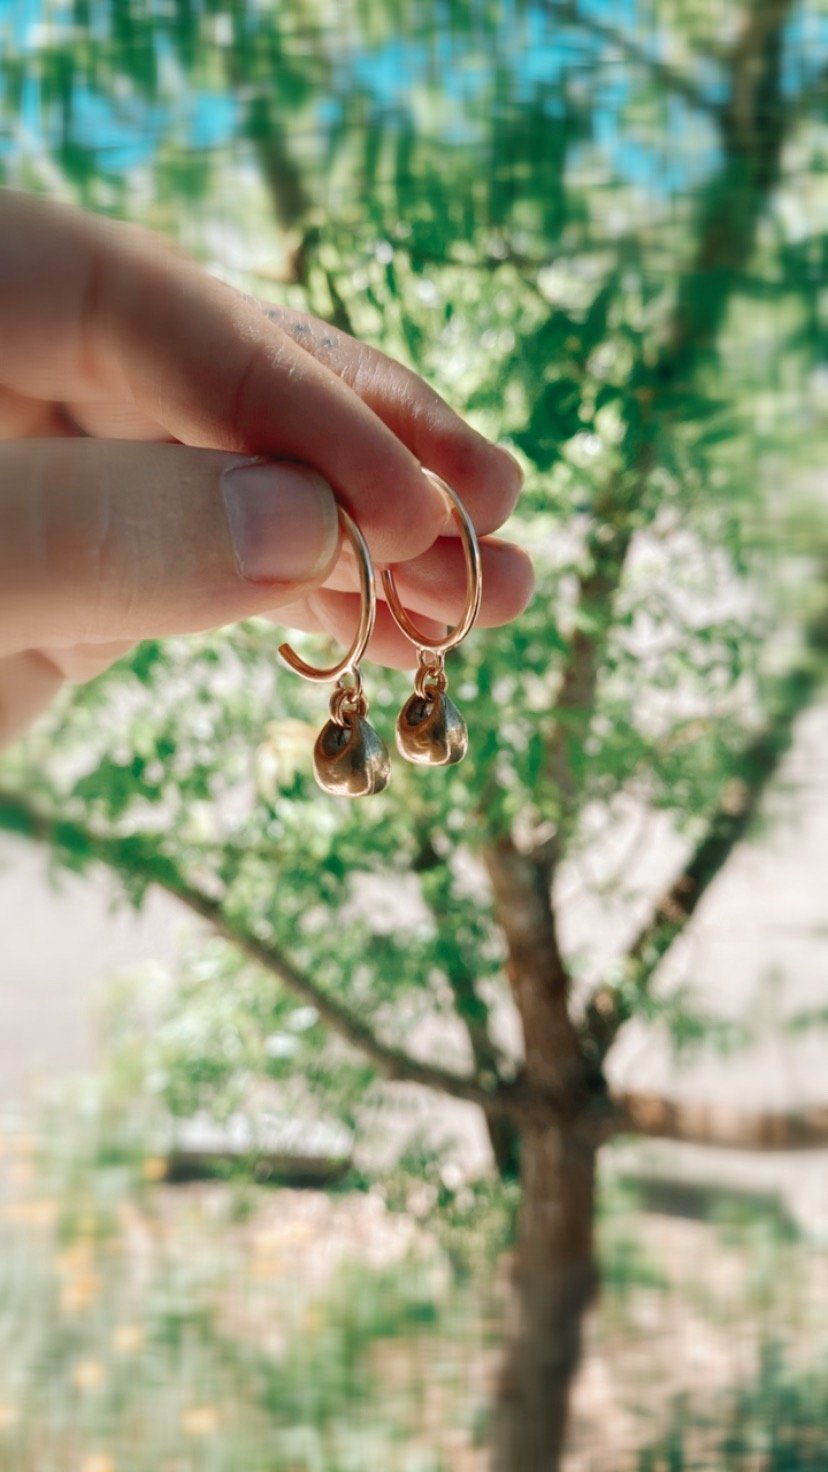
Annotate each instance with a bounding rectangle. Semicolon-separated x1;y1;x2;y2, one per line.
222;461;339;584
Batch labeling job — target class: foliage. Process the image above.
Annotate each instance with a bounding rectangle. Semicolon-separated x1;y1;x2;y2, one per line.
0;4;827;1461
3;1112;828;1470
639;1341;828;1471
0;0;825;1206
0;1117;467;1472
595;1179;670;1307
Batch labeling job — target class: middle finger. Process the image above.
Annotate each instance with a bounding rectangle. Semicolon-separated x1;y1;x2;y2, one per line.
323;533;535;629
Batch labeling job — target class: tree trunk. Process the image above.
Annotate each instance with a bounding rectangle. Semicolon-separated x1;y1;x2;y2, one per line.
483;835;596;1469
493;1120;598;1471
486;1107;522;1182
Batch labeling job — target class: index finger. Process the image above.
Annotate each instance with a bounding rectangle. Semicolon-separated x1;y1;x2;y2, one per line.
0;192;519;560
255;300;524;537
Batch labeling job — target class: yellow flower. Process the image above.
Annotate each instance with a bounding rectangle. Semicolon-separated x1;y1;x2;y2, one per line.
251;1225;284;1254
181;1405;220;1436
7;1132;36;1157
253;1222;312;1254
0;1403;18;1431
302;1307;322;1334
0;1198;57;1228
56;1242;93;1277
7;1159;35;1188
72;1359;106;1391
60;1272;102;1316
282;1222;313;1245
250;1257;282;1281
141;1156;168;1182
56;1239;102;1317
111;1324;144;1355
81;1455;116;1472
255;719;315;797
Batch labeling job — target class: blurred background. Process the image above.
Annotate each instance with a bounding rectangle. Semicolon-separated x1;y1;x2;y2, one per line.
0;1;827;1468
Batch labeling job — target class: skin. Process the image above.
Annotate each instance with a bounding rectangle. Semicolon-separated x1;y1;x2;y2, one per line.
0;190;534;745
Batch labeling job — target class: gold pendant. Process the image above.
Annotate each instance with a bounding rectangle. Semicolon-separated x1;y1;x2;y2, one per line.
277;505;391;799
313;695;391;797
395;684;468;767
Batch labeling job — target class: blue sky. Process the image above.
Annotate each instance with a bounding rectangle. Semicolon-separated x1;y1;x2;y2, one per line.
0;0;822;203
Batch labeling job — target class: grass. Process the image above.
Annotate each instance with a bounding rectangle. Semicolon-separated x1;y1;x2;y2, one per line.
596;1180;671;1307
639;1340;828;1470
0;1114;482;1472
2;1112;828;1470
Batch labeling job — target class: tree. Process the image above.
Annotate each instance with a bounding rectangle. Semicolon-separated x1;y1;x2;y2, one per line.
1;1;827;1466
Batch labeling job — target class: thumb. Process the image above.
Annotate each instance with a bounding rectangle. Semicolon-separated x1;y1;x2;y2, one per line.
0;439;340;656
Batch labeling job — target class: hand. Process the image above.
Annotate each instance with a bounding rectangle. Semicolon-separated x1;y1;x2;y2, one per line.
0;191;533;745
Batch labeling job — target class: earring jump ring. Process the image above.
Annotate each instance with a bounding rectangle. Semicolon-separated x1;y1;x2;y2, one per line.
381;470;482;656
278;505;375;682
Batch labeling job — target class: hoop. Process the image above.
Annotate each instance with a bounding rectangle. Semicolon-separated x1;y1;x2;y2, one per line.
278;505;375;682
381;470;482;656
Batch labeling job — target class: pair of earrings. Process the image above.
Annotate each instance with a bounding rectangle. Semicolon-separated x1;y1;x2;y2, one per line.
278;470;482;798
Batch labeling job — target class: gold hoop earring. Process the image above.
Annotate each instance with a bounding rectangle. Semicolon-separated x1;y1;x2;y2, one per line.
382;470;482;767
278;506;391;797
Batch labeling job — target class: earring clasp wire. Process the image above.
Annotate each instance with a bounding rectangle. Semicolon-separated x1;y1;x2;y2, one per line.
278;505;375;682
381;469;482;655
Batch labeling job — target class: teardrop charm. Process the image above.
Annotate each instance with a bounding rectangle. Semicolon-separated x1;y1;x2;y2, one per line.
395;688;468;767
313;709;391;797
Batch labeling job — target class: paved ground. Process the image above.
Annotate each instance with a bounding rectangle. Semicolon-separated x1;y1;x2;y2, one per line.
606;700;828;1112
1;702;827;1224
0;833;183;1104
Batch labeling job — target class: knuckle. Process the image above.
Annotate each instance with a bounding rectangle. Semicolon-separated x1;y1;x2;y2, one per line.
347;343;385;398
230;332;298;443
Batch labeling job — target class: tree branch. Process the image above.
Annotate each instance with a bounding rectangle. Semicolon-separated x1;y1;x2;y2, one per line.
482;835;587;1094
492;0;802;1122
665;0;794;378
539;0;796;871
610;1090;828;1151
149;879;501;1110
419;853;522;1177
482;2;798;1120
541;506;636;858
543;0;721;118
583;650;824;1059
0;788;508;1115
